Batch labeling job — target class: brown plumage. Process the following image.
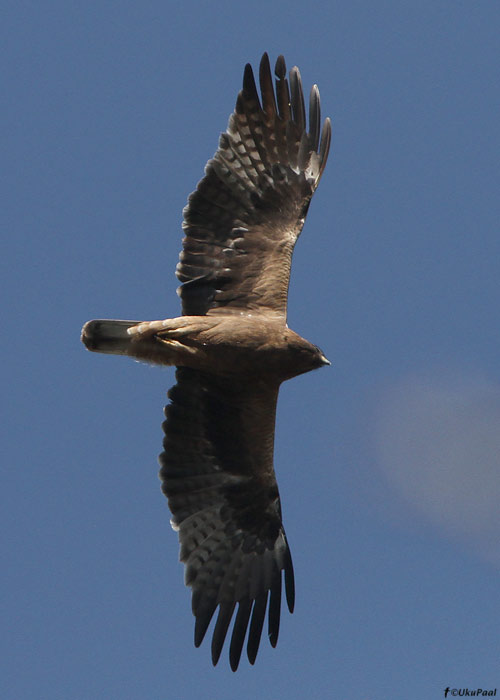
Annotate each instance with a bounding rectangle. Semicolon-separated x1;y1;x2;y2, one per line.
81;53;331;670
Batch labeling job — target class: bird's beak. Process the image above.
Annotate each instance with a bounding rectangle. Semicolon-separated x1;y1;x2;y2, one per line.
319;353;331;366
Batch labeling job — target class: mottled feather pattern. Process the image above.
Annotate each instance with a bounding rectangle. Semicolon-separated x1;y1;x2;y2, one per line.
159;367;294;670
178;53;331;317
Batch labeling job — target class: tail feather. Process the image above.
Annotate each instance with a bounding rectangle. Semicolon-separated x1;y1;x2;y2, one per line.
81;320;141;355
81;319;185;366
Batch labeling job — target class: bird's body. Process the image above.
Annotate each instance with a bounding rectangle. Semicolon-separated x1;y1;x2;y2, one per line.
83;314;328;379
82;53;331;670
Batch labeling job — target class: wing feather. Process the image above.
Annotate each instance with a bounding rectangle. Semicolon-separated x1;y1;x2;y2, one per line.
229;599;253;671
177;53;331;317
274;54;291;121
247;591;268;665
308;84;321;152
159;367;294;670
289;66;306;132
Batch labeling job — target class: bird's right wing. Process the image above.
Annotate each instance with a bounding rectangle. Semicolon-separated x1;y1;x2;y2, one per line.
159;367;294;671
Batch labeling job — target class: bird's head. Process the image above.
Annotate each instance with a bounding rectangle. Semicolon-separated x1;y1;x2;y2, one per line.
284;334;331;378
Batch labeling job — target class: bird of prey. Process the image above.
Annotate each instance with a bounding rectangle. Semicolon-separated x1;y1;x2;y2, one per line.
82;53;331;671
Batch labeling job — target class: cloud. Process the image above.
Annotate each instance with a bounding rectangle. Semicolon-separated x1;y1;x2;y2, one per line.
373;371;500;566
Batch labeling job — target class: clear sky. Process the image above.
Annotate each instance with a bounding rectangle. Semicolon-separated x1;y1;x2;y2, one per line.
3;2;499;699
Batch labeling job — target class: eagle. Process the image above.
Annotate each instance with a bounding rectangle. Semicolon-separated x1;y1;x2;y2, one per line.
82;53;331;670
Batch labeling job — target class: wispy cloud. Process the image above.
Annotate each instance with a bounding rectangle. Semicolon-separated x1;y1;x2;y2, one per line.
373;371;500;566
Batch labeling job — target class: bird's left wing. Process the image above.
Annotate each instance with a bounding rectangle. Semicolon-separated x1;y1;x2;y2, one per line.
159;367;294;670
177;53;331;318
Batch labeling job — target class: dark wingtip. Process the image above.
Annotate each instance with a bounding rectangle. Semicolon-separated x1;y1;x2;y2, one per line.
229;598;252;672
318;116;332;178
259;51;271;74
242;62;257;97
194;603;217;648
274;54;286;79
246;592;268;665
284;549;295;613
289;66;306;132
211;601;236;667
268;575;282;648
308;84;321;151
259;52;277;118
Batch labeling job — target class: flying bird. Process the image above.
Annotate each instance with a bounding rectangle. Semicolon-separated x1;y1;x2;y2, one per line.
82;53;331;670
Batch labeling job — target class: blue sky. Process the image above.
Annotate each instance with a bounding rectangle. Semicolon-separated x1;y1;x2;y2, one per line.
3;2;499;699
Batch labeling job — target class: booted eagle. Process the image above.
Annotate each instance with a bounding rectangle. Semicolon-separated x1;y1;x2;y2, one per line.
82;53;331;670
